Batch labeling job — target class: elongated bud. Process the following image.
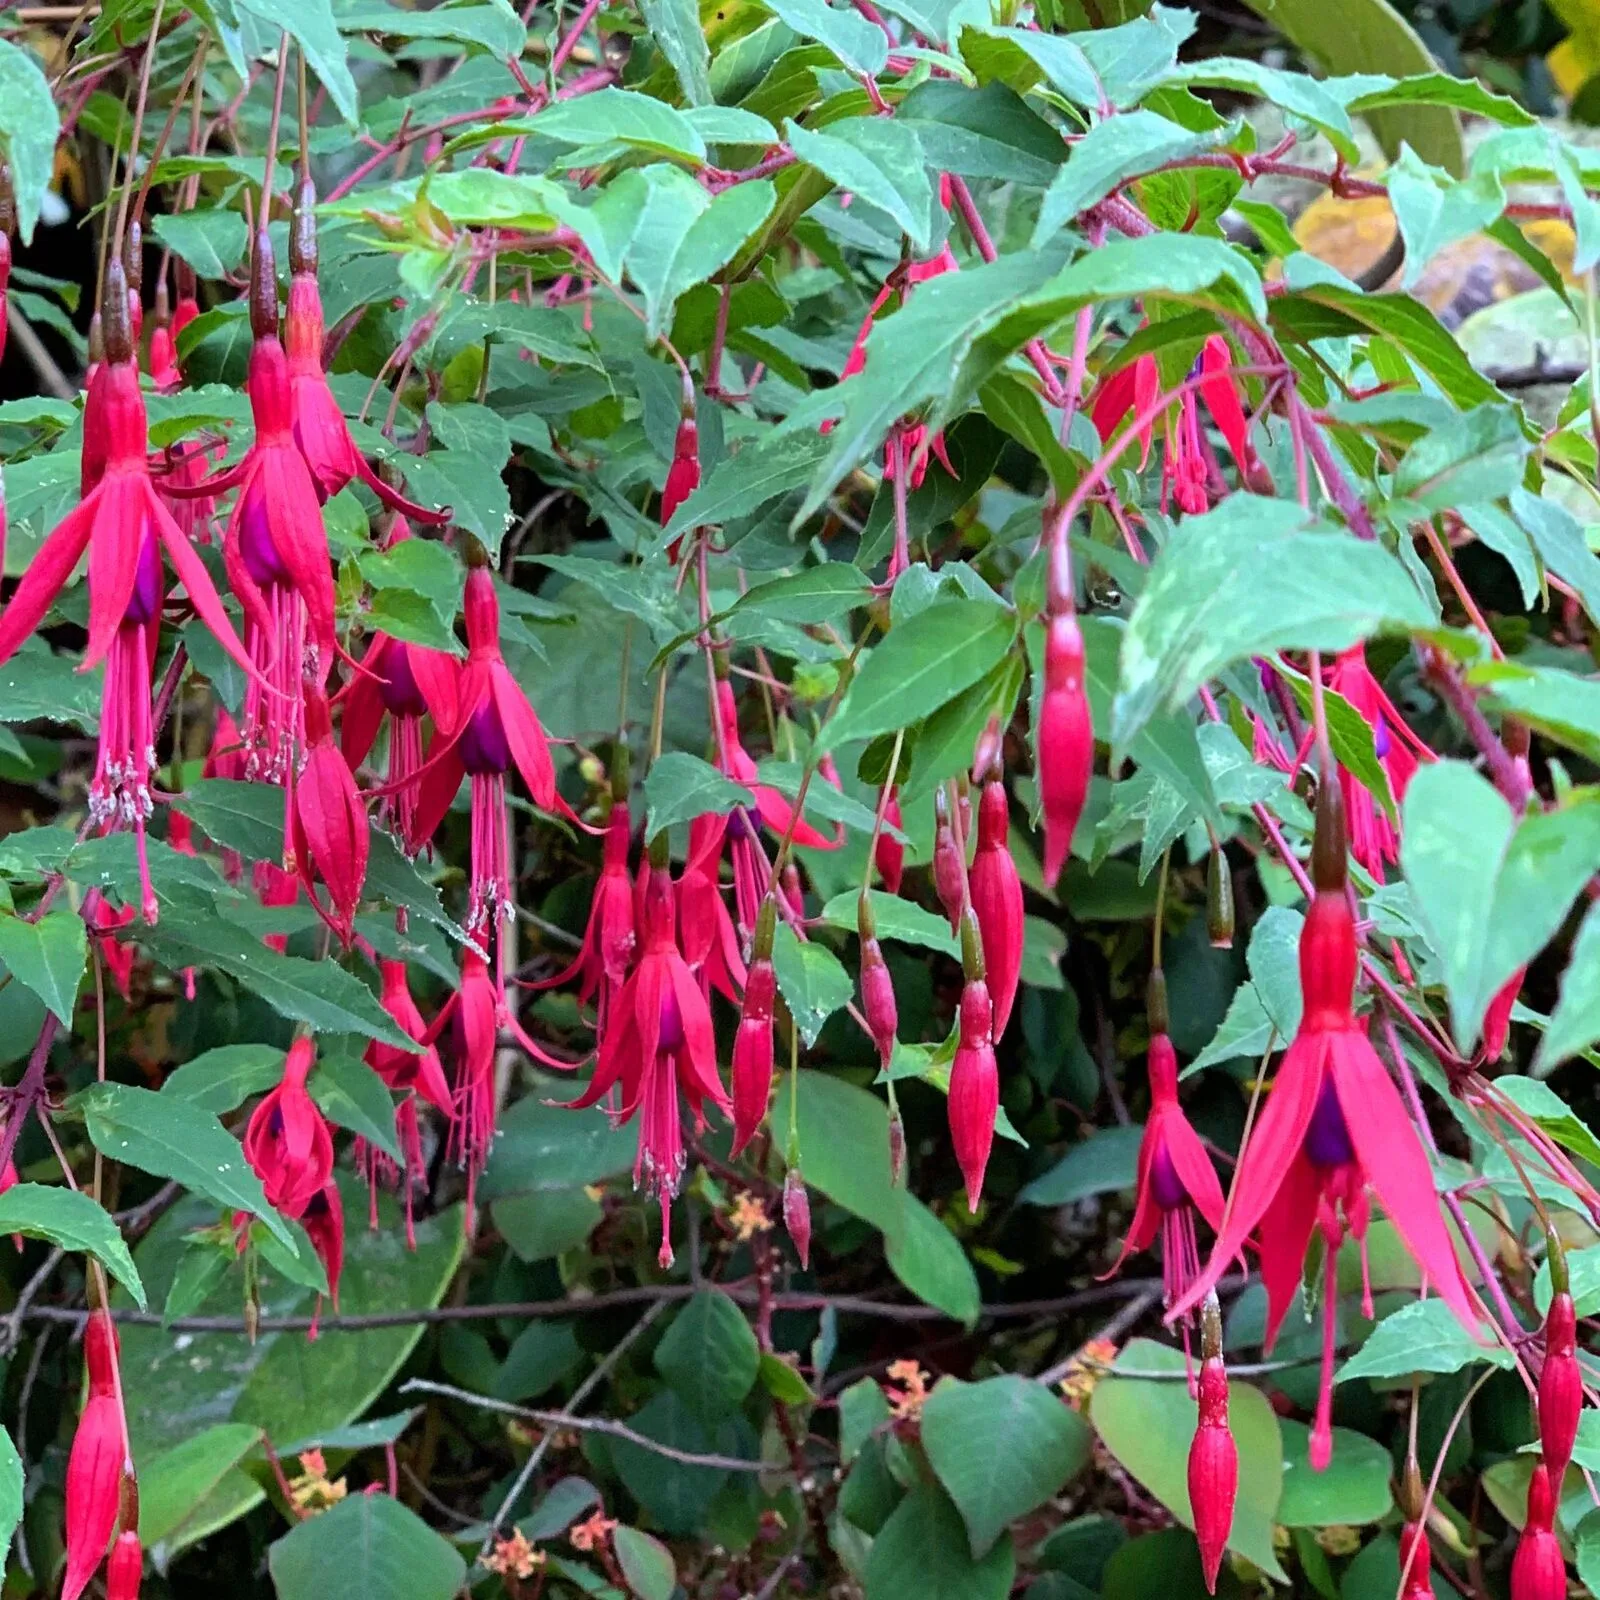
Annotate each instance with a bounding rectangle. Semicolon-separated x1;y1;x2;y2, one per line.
1484;966;1523;1061
970;778;1024;1039
610;741;631;804
249;226;278;340
1398;1451;1425;1526
753;893;778;963
85;1308;120;1398
63;1393;124;1600
1206;846;1234;948
1311;756;1347;893
1540;1237;1582;1482
875;790;904;894
933;788;965;932
1038;612;1093;887
103;259;133;366
107;1530;143;1600
1147;966;1170;1037
861;934;898;1069
731;956;776;1155
661;376;701;537
949;977;997;1210
1511;1463;1567;1600
291;175;319;276
123;219;143;346
972;715;1004;785
783;1168;811;1268
888;1108;906;1187
959;905;985;984
1397;1520;1432;1600
1188;1344;1236;1596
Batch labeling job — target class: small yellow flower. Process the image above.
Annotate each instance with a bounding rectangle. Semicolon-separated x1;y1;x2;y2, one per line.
569;1511;619;1553
729;1192;773;1241
288;1449;347;1514
1057;1339;1119;1411
885;1359;932;1421
482;1531;545;1579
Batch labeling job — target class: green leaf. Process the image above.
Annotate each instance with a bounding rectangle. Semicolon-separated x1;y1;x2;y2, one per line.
772;923;854;1046
664;431;830;540
864;1483;1014;1600
639;0;712;104
1386;150;1505;290
1497;1075;1600;1169
1393;403;1529;512
1112;496;1436;754
922;1376;1091;1557
759;1350;815;1404
731;563;873;626
824;601;1017;750
479;1094;638;1200
884;1193;981;1324
1188;982;1274;1075
0;909;85;1024
340;3;527;58
1339;1298;1510;1382
0;40;60;242
71;1082;299;1253
765;0;888;77
643;751;755;838
1019;1125;1143;1207
1401;766;1600;1053
532;88;706;162
793;1069;904;1247
655;1290;762;1423
840;1377;891;1463
613;1526;677;1600
268;1488;466;1600
1033;111;1238;245
491;1188;602;1261
0;1428;21;1571
962;10;1190;110
1537;901;1600;1073
149;211;250;280
174;779;285;861
1471;660;1600;768
819;890;958;956
1160;56;1359;158
1513;489;1600;626
1090;1338;1286;1582
787;118;934;253
0;1184;144;1307
139;1424;264;1547
494;1321;585;1402
311;1054;401;1164
236;0;359;126
896;80;1066;187
161;1045;285;1115
608;1390;751;1535
1275;1419;1394;1527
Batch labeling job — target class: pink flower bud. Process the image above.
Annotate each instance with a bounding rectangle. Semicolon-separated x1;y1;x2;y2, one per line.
1037;613;1092;888
783;1169;811;1268
64;1394;124;1600
949;979;997;1211
875;790;904;894
1512;1464;1568;1600
969;779;1024;1040
731;958;777;1155
85;1308;120;1399
107;1529;142;1600
1540;1292;1582;1484
860;936;898;1070
1188;1356;1236;1596
1397;1521;1432;1599
1484;966;1524;1061
933;791;965;932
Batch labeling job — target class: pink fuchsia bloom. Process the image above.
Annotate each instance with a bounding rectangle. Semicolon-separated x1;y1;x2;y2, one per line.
713;678;840;851
289;683;368;945
147;279;180;394
932;786;965;932
1539;1246;1582;1484
0;268;255;925
255;861;301;954
410;560;570;943
1091;353;1159;466
1325;646;1433;878
63;1393;126;1600
564;859;731;1267
243;1037;335;1219
969;779;1024;1040
1511;1463;1568;1600
1037;612;1093;889
1105;1031;1226;1314
301;1178;345;1339
1397;1520;1432;1600
675;811;745;1006
90;896;137;1002
731;949;776;1156
1188;1349;1236;1595
874;788;904;894
527;801;639;1029
171;259;200;346
340;519;459;846
438;945;499;1210
1170;781;1478;1471
660;375;700;562
284;183;445;523
859;894;898;1070
783;1168;812;1268
949;954;998;1212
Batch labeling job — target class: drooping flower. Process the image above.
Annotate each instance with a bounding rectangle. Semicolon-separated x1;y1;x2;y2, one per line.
1325;646;1433;878
675;811;745;1005
341;518;460;845
255;860;301;954
1170;776;1478;1470
713;677;840;851
243;1037;335;1219
731;899;778;1155
1091;354;1159;467
147;277;180;394
63;1393;125;1600
1483;967;1525;1062
783;1168;812;1268
284;181;446;521
858;893;898;1070
301;1178;346;1339
1105;1019;1226;1314
107;1528;143;1600
289;682;368;945
437;944;501;1209
969;778;1024;1040
410;557;568;946
563;855;731;1266
661;376;700;561
949;913;998;1212
1539;1237;1582;1485
0;261;257;924
874;788;904;894
1187;1300;1236;1597
1511;1463;1568;1600
932;786;965;932
90;896;137;1002
171;259;200;347
1037;610;1093;889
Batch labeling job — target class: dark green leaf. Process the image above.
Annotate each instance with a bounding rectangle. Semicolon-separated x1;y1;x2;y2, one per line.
267;1488;466;1600
655;1290;762;1423
237;0;359;125
643;751;755;838
0;909;85;1024
1339;1299;1510;1381
0;1184;144;1307
162;1044;285;1115
864;1483;1014;1600
311;1054;401;1164
0;40;60;241
1018;1125;1143;1207
772;923;854;1046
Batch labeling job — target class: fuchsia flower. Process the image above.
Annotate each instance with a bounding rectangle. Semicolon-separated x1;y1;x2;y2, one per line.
1397;1520;1432;1600
1325;646;1433;878
243;1037;335;1219
90;897;137;1002
660;375;700;561
713;678;840;852
438;946;499;1209
1483;967;1524;1062
874;788;904;894
0;261;256;924
859;895;898;1071
1037;610;1093;889
284;181;445;522
255;861;300;953
1539;1244;1582;1485
932;787;965;931
107;1529;142;1600
1188;1342;1236;1595
949;916;998;1212
63;1392;125;1600
1170;778;1478;1470
731;907;777;1156
289;683;368;945
783;1168;811;1268
564;857;731;1266
410;559;569;944
675;811;745;1005
1511;1464;1568;1600
340;517;459;845
1091;353;1160;466
969;778;1024;1040
1106;1028;1226;1313
171;259;200;347
0;167;10;373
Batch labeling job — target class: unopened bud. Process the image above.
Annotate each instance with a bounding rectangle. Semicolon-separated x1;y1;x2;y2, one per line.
1147;967;1169;1037
783;1169;811;1268
972;716;1004;784
1188;1353;1237;1596
85;1308;120;1398
888;1109;906;1187
1311;757;1348;893
107;1529;143;1600
123;219;143;296
1206;846;1234;948
249;226;278;340
102;259;133;365
959;906;985;984
933;789;965;931
860;934;897;1069
290;175;319;276
1539;1284;1581;1484
753;893;779;963
1398;1452;1425;1525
